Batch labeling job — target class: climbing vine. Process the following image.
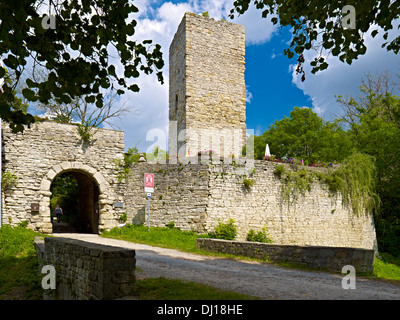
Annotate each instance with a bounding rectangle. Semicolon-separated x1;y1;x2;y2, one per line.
323;153;380;216
274;153;380;215
77;121;97;143
112;147;141;183
1;171;18;191
274;166;314;204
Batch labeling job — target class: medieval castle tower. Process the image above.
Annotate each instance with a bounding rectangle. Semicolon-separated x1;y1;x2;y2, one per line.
168;12;247;158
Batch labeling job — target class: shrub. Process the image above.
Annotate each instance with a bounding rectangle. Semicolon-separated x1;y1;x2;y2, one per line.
264;155;282;162
243;178;255;191
166;221;175;229
246;227;273;243
118;212;127;223
273;165;286;178
112;147;140;183
1;171;18;191
285;158;302;165
77;121;95;143
209;219;237;240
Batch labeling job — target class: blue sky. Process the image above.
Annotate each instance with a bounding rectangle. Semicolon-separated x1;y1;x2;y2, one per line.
245;31;313;136
28;0;400;152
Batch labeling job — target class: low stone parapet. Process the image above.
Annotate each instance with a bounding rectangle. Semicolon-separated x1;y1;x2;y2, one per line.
196;238;374;273
35;237;136;300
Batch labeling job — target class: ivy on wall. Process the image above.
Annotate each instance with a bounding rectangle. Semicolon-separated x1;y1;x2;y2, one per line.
274;153;380;216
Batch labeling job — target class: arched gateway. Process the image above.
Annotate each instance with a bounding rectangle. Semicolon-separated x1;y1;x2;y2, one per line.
39;162;110;233
1;121;126;234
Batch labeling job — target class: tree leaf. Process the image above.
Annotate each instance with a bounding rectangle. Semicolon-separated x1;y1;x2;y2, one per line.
25;78;37;88
22;88;37;101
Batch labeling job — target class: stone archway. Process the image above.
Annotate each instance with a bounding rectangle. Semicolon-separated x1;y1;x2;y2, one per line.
51;171;100;233
39;162;111;234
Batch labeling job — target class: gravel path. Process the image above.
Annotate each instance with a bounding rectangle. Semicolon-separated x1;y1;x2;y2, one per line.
53;233;400;300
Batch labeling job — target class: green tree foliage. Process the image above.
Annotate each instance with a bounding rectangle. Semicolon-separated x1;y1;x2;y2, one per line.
229;0;400;80
338;76;400;255
0;0;164;132
0;70;29;115
258;107;354;164
255;72;400;256
50;173;80;223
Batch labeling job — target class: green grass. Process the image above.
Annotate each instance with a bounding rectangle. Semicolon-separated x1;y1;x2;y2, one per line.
101;224;254;261
373;253;400;282
0;224;46;299
102;224;206;253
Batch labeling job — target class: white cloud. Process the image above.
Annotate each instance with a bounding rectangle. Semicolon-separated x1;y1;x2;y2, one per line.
246;85;253;103
230;5;278;45
290;24;400;121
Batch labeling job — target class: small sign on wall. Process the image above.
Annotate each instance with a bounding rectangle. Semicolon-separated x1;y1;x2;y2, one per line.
144;173;154;193
113;202;124;208
31;203;40;212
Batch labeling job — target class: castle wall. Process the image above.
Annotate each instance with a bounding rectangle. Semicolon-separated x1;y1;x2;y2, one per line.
1;121;126;233
169;13;247;158
125;161;210;233
126;161;377;250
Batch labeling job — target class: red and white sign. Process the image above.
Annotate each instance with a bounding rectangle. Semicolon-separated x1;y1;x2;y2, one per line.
144;173;154;193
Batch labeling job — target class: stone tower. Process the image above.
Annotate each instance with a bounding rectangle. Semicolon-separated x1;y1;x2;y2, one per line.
168;12;246;159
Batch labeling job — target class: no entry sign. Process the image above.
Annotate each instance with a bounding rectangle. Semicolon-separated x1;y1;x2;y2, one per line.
144;173;154;193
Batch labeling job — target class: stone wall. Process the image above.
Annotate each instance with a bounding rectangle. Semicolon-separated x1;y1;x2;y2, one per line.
126;160;377;251
169;12;247;158
125;160;210;233
196;238;375;273
1;121;126;233
35;237;136;300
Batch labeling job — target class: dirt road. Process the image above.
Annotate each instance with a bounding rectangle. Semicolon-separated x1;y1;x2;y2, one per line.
53;233;400;300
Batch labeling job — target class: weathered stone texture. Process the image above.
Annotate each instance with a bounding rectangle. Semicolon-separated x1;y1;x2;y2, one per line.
127;161;377;251
125;161;210;233
169;13;246;157
35;237;136;300
1;121;126;233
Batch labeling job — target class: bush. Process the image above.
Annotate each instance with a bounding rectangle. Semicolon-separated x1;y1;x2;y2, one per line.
166;221;175;229
118;212;127;223
273;165;286;178
243;178;255;191
246;227;273;243
209;219;237;240
1;171;18;191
